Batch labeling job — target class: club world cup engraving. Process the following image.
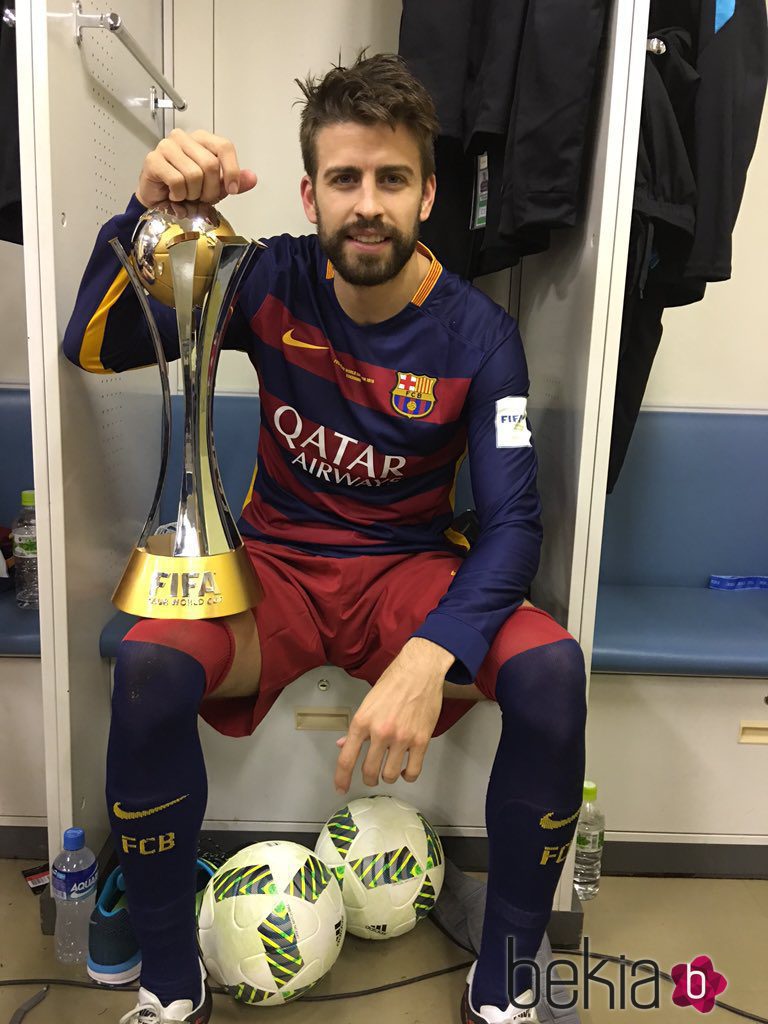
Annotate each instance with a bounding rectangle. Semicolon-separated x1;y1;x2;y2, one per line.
109;200;265;618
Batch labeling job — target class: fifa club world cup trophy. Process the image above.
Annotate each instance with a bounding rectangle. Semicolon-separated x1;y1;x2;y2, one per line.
110;201;265;619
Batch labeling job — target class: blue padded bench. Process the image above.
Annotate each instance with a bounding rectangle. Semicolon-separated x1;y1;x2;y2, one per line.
100;392;476;659
0;387;39;656
593;411;768;676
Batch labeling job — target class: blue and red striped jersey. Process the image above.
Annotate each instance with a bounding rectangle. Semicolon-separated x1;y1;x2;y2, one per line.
62;195;543;684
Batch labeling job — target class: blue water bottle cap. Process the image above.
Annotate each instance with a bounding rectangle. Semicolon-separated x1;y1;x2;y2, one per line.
63;827;85;851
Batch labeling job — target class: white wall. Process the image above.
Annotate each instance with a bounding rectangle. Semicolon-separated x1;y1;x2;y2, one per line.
0;240;29;384
642;96;768;410
213;0;403;241
173;0;404;393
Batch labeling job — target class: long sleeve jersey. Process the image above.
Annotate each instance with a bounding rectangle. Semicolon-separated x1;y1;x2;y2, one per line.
62;195;543;684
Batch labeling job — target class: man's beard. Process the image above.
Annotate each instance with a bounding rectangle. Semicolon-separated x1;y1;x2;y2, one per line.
316;207;421;287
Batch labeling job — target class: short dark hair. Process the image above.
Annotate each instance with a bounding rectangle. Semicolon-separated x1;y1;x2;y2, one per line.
295;51;439;183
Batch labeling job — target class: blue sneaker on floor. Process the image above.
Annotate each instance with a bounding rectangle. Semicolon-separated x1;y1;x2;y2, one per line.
88;858;218;986
87;867;141;985
194;858;217;921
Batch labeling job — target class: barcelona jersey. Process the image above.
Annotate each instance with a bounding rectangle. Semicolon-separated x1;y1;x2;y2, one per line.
62;195;543;684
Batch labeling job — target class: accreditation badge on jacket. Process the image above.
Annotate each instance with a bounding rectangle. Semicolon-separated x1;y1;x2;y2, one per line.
391;371;438;419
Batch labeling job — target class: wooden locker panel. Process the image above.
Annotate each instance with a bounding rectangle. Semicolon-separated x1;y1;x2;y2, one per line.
587;674;768;838
0;661;47;821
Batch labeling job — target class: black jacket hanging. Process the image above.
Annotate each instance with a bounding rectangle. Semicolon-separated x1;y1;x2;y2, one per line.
0;13;22;246
399;0;608;277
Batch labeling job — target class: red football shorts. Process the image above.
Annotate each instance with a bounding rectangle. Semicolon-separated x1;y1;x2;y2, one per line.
199;537;572;739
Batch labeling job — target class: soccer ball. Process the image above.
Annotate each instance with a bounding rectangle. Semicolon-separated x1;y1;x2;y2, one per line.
197;840;346;1006
314;795;445;940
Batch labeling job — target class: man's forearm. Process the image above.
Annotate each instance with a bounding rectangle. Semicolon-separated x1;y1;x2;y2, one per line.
402;636;456;680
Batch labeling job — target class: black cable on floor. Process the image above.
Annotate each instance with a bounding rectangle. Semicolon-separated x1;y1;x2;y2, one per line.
2;951;766;1023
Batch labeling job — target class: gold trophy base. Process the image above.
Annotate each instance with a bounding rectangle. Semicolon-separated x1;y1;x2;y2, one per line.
112;543;264;619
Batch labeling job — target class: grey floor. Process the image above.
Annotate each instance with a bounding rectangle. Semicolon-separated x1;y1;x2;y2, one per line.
1;859;767;1023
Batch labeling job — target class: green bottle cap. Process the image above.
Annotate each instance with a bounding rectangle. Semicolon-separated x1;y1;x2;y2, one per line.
21;490;35;508
583;780;597;803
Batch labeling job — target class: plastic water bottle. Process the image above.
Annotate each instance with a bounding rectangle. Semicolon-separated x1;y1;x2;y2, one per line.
52;828;98;964
574;780;605;900
12;490;38;609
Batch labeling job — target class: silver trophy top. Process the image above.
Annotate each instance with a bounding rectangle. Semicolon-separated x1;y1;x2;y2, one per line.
130;200;238;309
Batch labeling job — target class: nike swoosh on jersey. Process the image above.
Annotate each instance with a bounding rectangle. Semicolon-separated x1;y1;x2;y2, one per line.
539;808;581;830
112;795;189;820
282;328;328;350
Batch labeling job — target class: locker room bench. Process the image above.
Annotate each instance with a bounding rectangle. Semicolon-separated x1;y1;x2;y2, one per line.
593;410;768;675
0;387;39;656
588;410;768;856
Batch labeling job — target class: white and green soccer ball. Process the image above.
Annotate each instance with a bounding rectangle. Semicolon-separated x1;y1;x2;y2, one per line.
314;795;445;940
197;840;346;1006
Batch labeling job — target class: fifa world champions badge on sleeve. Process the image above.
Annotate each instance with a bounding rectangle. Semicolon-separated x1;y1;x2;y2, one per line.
109;201;265;619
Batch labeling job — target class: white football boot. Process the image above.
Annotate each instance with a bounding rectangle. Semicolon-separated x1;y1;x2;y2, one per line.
118;957;211;1024
461;960;540;1023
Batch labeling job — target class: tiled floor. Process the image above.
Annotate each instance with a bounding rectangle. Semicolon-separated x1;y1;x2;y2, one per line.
1;858;766;1023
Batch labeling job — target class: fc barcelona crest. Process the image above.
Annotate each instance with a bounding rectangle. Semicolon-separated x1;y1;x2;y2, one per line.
391;371;438;419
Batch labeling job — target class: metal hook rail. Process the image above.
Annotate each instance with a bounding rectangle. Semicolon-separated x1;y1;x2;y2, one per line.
72;1;187;112
5;11;668;77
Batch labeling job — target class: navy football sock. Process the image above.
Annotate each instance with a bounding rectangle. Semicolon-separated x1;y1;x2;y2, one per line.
106;619;232;1007
472;639;587;1012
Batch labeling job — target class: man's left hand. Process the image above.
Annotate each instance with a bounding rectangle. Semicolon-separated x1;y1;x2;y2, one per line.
334;638;454;795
